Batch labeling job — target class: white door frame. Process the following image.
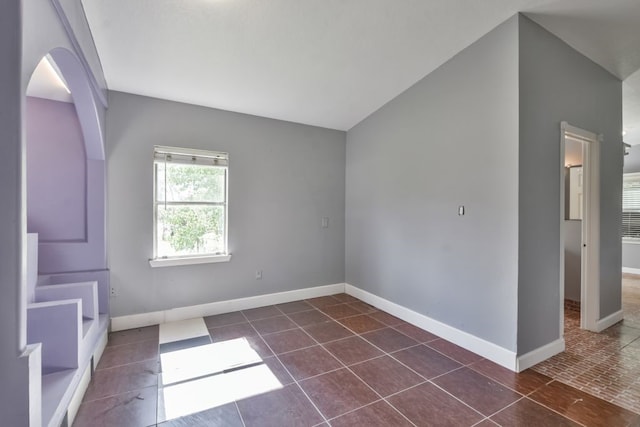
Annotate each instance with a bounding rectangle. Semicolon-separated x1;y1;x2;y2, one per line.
560;122;600;332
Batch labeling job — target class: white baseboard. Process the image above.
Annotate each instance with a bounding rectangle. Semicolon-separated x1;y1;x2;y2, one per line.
595;309;624;332
111;283;346;332
344;284;519;371
67;364;92;426
516;338;565;372
93;329;108;367
622;267;640;275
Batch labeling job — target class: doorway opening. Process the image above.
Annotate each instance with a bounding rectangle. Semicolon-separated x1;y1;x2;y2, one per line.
560;122;600;333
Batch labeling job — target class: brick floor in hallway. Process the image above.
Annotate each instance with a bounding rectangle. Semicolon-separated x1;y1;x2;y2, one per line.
533;274;640;415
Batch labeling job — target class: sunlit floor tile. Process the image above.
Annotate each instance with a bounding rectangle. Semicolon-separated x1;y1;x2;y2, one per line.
160;337;262;385
158;363;283;422
159;317;209;344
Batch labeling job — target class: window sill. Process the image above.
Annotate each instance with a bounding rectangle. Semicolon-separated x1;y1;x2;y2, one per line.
149;254;232;268
623;239;640;245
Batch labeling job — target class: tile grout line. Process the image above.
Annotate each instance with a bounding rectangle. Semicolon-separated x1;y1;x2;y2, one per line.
106;296;640;424
238;308;332;425
296;311;420;427
105;336;160;349
331;316;507;424
275;301;418;424
519;395;589;427
234;401;247;427
93;355;160;373
288;303;426;425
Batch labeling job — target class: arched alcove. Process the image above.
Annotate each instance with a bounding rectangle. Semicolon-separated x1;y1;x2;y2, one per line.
26;47;107;275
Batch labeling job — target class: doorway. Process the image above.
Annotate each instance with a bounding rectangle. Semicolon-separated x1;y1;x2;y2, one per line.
560;122;600;332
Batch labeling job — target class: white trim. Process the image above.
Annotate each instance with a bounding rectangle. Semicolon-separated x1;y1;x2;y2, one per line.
516;338;565;372
93;329;108;367
111;283;346;331
51;0;108;107
67;364;92;426
622;267;640;275
149;254;232;268
559;126;566;337
112;311;165;331
560;122;600;332
344;284;519;371
595;310;624;332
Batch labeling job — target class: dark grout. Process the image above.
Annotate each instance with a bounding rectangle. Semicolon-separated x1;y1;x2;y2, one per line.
80;292;640;426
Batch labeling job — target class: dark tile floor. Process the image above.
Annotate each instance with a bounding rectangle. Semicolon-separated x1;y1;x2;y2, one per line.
75;294;640;426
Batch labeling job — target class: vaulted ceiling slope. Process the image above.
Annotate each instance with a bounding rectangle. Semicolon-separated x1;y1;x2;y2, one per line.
82;0;640;139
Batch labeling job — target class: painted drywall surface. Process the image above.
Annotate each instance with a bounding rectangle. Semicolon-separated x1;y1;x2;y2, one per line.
346;17;519;351
57;0;108;100
622;243;640;269
564;220;581;301
107;91;346;316
26;96;87;242
0;0;106;422
518;15;622;353
24;6;108;275
623;146;640;269
0;0;34;424
624;145;640;174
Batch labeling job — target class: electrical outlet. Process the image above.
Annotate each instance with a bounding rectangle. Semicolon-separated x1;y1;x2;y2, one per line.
110;286;118;297
255;270;262;280
321;217;329;228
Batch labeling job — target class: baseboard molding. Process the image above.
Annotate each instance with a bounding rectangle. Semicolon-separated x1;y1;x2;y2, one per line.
111;283;346;331
516;338;565;372
595;309;624;332
622;267;640;275
344;284;519;371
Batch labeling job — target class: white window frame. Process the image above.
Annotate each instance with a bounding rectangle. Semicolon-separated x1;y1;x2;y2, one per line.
149;146;231;267
623;172;640;244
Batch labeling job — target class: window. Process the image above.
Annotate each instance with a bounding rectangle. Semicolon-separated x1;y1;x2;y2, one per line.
151;146;229;267
623;173;640;240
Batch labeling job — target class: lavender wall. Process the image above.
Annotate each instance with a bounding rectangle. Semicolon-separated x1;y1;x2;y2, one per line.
26;96;87;242
0;0;107;422
34;48;108;275
0;1;39;424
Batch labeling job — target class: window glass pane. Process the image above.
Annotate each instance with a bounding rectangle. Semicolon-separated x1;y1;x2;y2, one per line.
156;205;225;257
156;163;225;203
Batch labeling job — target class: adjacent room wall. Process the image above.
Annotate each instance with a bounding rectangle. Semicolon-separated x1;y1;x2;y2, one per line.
346;17;520;351
518;15;622;353
623;146;640;270
564;220;581;301
107;91;346;317
26;96;87;242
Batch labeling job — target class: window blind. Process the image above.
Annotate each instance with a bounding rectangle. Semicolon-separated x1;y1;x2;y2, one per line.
154;146;228;167
623;174;640;239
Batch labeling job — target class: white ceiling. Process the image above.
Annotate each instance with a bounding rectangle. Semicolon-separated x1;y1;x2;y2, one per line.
82;0;640;135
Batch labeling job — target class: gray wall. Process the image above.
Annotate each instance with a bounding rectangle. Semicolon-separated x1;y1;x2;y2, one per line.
564;220;581;301
518;15;622;353
107;92;346;316
622;244;640;270
346;17;520;351
623;145;640;174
